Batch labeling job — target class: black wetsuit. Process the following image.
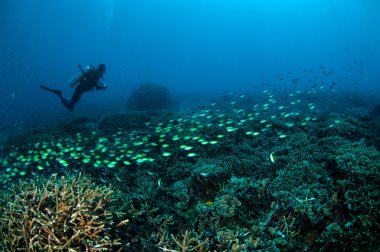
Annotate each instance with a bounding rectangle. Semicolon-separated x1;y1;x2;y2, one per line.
41;65;106;111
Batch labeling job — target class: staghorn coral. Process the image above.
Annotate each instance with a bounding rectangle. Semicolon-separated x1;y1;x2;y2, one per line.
0;173;127;251
158;230;209;252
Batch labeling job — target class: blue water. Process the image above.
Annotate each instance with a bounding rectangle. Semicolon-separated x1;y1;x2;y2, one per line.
1;0;379;134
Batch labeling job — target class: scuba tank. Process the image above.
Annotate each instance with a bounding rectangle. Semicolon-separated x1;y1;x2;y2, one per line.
68;65;90;87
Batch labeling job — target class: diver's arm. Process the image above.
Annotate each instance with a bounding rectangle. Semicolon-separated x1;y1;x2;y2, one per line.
94;76;107;90
95;82;107;90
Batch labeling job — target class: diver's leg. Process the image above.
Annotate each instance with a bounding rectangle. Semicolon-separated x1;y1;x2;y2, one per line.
61;86;83;111
60;98;74;112
40;85;62;98
70;87;83;106
40;85;75;111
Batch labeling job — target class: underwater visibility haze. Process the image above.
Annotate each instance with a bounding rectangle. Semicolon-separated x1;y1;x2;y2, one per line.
0;0;380;251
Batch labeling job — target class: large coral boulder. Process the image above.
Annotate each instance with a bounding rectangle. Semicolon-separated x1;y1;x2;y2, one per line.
126;83;175;111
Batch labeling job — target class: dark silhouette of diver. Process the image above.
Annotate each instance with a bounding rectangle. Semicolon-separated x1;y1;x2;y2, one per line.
40;64;107;111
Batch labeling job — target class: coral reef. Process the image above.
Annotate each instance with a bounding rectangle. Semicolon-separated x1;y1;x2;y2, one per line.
1;89;380;251
0;173;127;251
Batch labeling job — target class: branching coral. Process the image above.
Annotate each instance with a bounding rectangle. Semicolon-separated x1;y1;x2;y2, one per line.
0;173;127;251
158;230;208;252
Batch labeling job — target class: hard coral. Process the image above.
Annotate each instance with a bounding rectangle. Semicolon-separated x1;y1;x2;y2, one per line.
0;173;127;251
126;83;175;111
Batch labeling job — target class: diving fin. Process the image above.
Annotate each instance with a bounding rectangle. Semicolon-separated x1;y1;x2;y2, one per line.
40;85;62;97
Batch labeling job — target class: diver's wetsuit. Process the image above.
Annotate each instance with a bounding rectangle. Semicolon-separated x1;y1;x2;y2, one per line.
40;64;106;111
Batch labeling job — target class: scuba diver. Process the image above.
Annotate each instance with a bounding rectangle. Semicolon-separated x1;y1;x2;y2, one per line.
40;64;107;111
